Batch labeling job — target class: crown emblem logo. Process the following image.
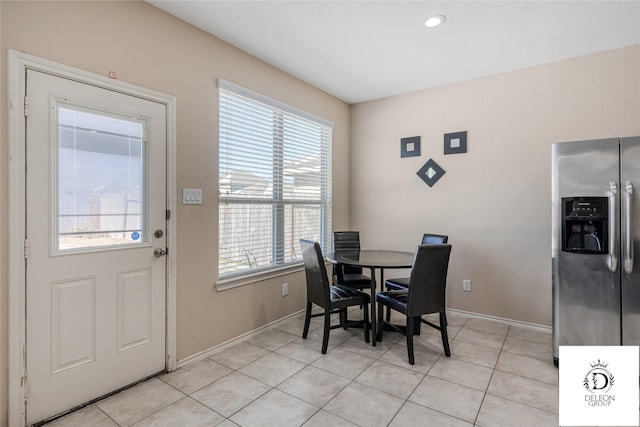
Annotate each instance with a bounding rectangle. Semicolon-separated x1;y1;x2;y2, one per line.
590;359;609;369
584;359;614;395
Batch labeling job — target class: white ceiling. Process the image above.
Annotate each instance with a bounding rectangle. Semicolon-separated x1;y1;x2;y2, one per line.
148;1;640;104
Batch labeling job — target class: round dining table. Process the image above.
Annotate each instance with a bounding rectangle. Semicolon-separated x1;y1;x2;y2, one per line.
327;249;415;345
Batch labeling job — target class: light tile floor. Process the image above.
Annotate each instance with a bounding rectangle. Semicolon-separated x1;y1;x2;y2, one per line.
46;309;559;426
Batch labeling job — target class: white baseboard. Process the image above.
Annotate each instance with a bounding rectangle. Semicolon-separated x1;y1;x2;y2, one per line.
176;309;305;369
447;308;552;333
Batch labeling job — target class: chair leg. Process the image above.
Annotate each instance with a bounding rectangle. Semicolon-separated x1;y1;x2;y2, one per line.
340;309;347;330
385;306;391;322
376;301;384;342
414;317;421;335
302;301;312;339
407;316;415;365
439;311;451;357
363;303;370;343
322;310;331;354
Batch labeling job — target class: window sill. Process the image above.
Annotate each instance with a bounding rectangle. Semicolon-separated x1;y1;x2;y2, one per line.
215;262;305;291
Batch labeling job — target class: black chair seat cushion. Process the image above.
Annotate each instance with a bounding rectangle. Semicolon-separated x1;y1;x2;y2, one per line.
331;284;370;308
343;273;370;283
376;290;409;314
385;277;409;290
334;272;371;287
333;273;371;287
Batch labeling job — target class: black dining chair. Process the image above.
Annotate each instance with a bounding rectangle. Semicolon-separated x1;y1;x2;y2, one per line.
300;239;370;354
385;233;448;291
376;244;452;365
385;234;448;323
332;231;371;290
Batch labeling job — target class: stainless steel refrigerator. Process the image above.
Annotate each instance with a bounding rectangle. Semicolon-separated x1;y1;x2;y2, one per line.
552;137;640;366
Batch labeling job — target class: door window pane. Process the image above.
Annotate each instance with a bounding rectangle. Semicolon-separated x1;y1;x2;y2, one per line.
57;107;146;251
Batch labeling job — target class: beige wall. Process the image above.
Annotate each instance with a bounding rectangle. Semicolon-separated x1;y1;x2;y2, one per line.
0;1;350;423
350;44;640;326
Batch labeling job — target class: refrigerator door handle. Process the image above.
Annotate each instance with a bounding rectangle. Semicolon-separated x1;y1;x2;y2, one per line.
624;181;634;274
609;181;618;272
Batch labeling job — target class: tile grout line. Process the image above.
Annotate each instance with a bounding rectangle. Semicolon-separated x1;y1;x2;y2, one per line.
471;323;510;427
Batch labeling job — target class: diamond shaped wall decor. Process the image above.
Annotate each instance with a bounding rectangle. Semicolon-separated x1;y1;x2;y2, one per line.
417;159;445;187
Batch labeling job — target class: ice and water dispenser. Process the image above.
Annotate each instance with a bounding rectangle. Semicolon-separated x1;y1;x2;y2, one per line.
561;197;608;254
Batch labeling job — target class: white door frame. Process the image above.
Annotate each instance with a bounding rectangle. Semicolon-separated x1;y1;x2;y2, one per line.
7;50;177;426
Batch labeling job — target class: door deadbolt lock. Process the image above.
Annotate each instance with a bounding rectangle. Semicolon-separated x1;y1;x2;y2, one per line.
154;248;167;257
154;229;164;238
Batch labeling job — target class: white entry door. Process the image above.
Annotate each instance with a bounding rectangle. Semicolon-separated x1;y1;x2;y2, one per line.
25;70;167;424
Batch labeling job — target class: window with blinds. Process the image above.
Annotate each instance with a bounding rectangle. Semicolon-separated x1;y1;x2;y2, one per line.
218;80;332;279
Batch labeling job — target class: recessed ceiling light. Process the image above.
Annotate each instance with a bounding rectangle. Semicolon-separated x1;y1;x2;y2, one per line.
424;15;446;28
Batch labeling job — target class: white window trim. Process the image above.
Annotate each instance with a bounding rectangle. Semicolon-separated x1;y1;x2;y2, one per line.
214;262;305;291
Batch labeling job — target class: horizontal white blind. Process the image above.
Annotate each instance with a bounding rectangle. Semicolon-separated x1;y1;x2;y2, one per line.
219;83;332;279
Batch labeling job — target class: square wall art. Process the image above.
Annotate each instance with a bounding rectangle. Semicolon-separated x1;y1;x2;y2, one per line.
401;136;421;158
444;131;467;154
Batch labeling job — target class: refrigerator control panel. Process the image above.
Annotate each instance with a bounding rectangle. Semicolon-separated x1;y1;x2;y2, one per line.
566;199;606;218
562;197;608;254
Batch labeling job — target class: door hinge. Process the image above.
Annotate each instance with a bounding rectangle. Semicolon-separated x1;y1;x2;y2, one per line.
166;210;171;220
24;239;29;259
142;127;148;143
21;375;29;399
24;96;29;117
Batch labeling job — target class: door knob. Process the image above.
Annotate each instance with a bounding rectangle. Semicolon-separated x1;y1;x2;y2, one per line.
154;248;167;257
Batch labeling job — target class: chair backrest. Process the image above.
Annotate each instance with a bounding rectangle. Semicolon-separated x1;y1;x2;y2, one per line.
300;239;331;308
334;231;361;251
333;231;363;275
421;233;449;245
407;244;452;316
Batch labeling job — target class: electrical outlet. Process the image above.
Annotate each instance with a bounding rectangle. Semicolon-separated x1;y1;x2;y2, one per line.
282;283;289;297
463;279;472;292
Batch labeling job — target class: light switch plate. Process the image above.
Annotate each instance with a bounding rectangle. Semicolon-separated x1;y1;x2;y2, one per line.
182;188;203;205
